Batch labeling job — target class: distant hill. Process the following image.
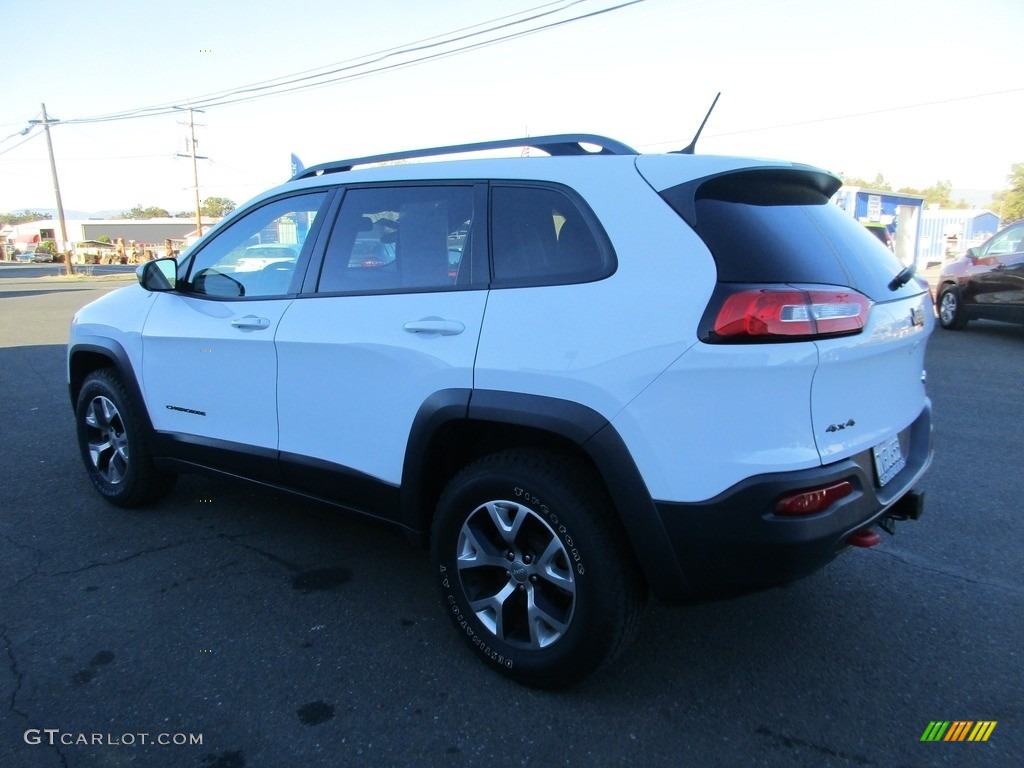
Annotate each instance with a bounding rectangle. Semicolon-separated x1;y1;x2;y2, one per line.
951;189;997;209
4;208;123;220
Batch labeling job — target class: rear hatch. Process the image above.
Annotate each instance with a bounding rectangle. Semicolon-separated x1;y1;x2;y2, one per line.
639;157;932;468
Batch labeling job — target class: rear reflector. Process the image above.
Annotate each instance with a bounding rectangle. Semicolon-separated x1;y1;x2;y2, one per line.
709;288;871;341
847;529;881;548
774;480;853;516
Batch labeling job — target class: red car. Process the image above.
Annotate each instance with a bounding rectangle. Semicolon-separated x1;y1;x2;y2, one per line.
937;220;1024;329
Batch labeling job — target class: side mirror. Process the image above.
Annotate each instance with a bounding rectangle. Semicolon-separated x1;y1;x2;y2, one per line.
137;258;177;292
964;247;979;262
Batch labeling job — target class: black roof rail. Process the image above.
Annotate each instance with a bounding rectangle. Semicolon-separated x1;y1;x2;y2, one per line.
292;133;639;180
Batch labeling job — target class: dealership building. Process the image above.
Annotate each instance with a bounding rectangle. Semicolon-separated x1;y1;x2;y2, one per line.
3;217;218;255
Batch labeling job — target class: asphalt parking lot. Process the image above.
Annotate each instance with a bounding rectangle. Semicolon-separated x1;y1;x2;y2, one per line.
1;274;1021;768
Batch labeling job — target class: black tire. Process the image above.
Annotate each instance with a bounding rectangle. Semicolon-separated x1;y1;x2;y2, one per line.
937;285;968;330
75;368;176;507
431;449;645;689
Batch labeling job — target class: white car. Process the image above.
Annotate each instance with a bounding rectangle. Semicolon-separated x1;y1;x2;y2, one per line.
232;243;300;272
68;133;933;688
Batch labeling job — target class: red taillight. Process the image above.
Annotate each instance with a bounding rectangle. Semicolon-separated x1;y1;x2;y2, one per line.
774;480;853;516
711;288;871;341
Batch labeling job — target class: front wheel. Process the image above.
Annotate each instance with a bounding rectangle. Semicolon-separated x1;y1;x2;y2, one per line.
75;369;176;507
937;285;968;329
431;449;644;689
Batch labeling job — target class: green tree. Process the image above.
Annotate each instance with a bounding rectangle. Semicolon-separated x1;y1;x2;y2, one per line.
839;172;892;191
895;180;970;208
122;204;171;219
200;197;236;218
0;210;51;225
990;162;1024;223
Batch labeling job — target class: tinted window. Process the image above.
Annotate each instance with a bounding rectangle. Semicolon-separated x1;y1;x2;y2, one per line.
491;186;611;285
662;173;920;301
318;186;474;293
981;223;1024;257
185;192;327;298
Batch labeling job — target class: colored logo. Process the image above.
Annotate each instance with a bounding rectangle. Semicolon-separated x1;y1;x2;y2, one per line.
921;721;997;742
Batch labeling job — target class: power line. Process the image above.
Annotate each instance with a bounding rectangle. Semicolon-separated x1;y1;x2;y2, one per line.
713;86;1024;137
0;129;42;157
60;0;580;125
145;0;585;114
62;0;647;124
642;86;1024;149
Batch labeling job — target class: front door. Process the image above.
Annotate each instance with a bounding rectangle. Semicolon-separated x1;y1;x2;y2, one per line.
142;192;330;456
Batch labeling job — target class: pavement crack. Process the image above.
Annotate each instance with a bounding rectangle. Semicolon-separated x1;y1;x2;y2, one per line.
1;623;27;719
871;545;1023;596
217;532;302;572
47;539;198;577
755;725;875;766
0;530;46;591
1;623;69;766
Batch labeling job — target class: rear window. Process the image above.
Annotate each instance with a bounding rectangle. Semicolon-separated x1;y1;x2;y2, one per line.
490;185;614;286
661;171;921;301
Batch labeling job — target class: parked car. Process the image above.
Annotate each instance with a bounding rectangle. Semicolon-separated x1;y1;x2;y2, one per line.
31;250;54;263
68;133;933;688
936;219;1024;329
233;243;300;272
862;221;894;252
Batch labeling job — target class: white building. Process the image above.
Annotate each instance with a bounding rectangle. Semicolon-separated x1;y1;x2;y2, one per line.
5;217;219;253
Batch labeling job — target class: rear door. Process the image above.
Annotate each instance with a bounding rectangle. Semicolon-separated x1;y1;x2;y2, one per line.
275;183;488;505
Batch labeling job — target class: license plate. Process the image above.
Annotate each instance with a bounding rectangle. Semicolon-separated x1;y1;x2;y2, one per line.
873;435;906;487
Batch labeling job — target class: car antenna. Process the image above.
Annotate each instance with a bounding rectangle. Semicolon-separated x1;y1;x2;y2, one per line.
674;92;721;155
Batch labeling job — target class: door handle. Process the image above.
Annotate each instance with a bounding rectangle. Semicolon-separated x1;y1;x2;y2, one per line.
403;318;465;336
231;315;271;330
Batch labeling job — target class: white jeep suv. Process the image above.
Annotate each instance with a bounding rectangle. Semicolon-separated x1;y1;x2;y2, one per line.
69;134;933;688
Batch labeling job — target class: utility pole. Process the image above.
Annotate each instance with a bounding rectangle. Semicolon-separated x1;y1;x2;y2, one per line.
30;103;72;275
174;107;207;238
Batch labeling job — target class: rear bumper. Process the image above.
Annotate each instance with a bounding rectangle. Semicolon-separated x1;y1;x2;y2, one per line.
653;400;932;601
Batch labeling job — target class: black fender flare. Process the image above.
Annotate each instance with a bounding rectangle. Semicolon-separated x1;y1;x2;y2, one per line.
68;336;156;438
401;388;691;602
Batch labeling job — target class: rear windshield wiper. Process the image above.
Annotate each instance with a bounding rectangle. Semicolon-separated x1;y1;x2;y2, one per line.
889;263;916;291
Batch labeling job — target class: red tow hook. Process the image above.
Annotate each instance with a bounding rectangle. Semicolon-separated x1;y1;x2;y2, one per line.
847;528;881;548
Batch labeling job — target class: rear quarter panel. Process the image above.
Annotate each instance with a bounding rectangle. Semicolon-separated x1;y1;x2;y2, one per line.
474;160;715;424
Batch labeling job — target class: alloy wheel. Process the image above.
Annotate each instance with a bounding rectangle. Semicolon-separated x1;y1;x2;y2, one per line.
84;395;130;485
456;499;576;650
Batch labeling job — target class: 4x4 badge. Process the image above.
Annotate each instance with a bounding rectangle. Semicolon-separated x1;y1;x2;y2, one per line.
826;419;856;433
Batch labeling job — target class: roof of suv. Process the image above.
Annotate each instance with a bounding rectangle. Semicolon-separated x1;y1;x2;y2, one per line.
293;134;642;178
277;133;840;200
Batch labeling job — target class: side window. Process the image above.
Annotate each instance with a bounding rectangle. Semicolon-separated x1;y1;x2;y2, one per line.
982;224;1024;258
318;186;474;293
491;186;611;286
186;192;327;298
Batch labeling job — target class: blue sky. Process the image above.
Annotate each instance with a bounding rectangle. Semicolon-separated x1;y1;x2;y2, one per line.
1;0;1022;214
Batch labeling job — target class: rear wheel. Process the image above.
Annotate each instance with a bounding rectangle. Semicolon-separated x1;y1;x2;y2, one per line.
937;285;968;329
75;369;176;507
431;449;644;689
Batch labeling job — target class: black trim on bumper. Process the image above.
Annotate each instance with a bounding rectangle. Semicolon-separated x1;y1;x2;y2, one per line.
653;401;932;600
